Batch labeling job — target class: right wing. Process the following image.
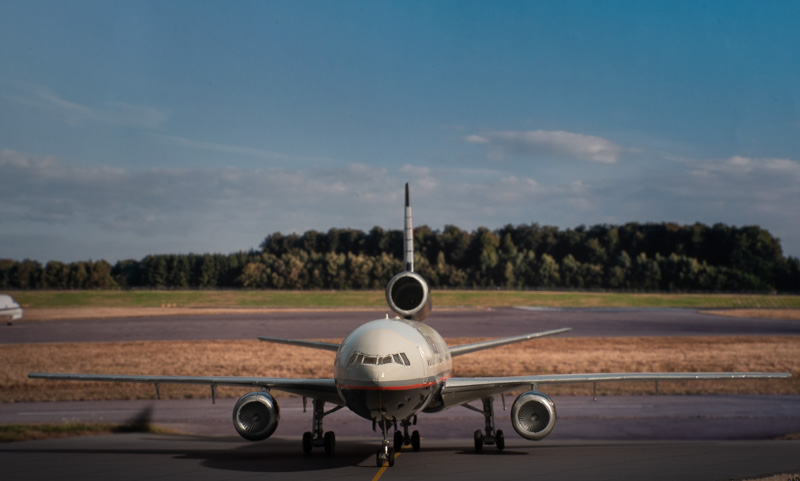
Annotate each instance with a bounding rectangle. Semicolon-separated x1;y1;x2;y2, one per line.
28;373;343;405
448;328;572;357
258;337;340;352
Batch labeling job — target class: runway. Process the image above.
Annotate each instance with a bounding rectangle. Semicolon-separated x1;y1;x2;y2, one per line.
3;395;800;441
2;433;798;481
2;307;798;479
4;307;800;344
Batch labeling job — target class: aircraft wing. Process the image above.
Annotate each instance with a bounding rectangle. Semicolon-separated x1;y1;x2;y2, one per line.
440;372;792;407
28;373;343;405
448;328;572;357
258;337;340;352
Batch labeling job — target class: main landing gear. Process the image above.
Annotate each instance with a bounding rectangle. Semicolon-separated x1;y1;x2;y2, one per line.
464;397;504;453
393;416;421;453
302;399;343;454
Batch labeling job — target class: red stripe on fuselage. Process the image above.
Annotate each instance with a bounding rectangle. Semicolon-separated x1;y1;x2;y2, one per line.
338;374;450;392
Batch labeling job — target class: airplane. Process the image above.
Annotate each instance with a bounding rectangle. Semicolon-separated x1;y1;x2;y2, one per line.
1;294;23;325
30;184;791;467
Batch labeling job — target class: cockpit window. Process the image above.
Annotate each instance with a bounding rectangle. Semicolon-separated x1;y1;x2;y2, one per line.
348;351;411;368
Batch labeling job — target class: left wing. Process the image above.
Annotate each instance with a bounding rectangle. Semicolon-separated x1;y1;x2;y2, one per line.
28;373;343;405
440;372;792;407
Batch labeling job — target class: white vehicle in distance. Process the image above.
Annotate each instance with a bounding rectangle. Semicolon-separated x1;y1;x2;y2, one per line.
1;294;23;325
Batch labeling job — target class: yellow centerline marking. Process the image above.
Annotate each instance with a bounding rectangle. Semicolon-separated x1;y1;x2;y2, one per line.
370;434;424;480
371;452;400;481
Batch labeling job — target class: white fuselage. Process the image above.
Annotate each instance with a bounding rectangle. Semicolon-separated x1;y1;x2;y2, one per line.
334;317;452;422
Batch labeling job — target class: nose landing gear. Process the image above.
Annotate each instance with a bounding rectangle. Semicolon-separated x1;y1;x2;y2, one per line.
375;413;396;467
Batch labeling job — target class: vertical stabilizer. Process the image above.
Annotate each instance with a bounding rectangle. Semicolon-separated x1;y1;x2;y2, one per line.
404;183;414;272
386;183;431;321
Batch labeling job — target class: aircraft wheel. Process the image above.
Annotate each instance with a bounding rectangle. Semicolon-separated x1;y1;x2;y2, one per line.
324;431;335;454
377;447;395;467
411;430;421;451
302;432;313;454
473;430;483;453
393;430;404;452
496;430;505;451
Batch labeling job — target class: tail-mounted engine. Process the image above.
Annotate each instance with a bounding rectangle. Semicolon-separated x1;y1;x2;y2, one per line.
386;271;432;322
232;392;280;441
510;391;556;441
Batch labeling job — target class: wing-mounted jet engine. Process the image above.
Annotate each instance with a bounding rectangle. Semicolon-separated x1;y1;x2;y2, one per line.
510;391;556;440
232;392;280;441
385;183;432;322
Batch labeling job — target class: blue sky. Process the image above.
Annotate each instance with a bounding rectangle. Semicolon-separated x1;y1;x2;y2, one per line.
2;0;799;262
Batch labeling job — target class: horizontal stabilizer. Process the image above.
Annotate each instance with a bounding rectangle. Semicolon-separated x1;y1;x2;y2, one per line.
448;327;572;357
258;336;340;352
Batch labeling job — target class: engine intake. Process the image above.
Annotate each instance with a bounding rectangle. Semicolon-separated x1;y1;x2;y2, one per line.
510;391;556;441
386;271;432;321
232;392;280;441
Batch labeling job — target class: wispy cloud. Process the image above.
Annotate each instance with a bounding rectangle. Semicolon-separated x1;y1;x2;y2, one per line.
5;83;168;129
465;129;628;164
152;134;291;160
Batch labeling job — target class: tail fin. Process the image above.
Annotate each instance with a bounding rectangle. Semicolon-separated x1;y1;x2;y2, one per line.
386;183;432;321
404;183;414;272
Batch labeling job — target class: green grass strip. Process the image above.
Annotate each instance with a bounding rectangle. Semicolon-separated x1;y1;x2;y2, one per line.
10;289;800;309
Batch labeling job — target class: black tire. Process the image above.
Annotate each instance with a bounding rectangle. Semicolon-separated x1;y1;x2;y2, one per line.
411;430;421;451
302;432;313;454
324;431;335;454
496;430;505;451
393;430;404;452
376;451;383;467
473;430;483;453
388;448;395;467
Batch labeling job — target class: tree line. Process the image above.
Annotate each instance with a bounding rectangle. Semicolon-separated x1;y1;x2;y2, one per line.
2;222;799;292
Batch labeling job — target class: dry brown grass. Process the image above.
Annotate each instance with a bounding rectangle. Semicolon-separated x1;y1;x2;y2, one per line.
702;309;800;321
450;336;798;396
4;336;796;402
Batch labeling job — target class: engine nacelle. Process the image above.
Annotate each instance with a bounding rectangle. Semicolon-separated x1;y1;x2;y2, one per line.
232;392;280;441
386;271;432;322
510;391;556;441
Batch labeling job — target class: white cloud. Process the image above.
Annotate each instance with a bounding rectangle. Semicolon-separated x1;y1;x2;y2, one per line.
3;149;799;261
692;155;800;179
0;151;600;260
465;129;626;163
0;149;57;169
463;134;488;143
